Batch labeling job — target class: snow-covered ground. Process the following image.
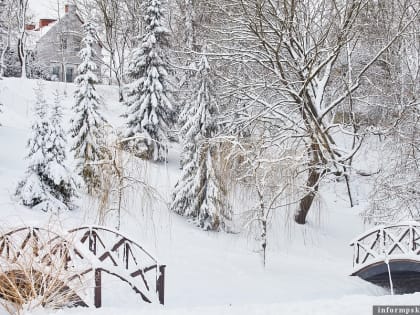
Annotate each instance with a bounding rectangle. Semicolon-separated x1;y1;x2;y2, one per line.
0;78;419;315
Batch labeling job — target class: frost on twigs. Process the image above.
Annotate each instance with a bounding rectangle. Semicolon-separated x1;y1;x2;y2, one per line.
92;129;164;230
229;136;305;266
364;104;420;225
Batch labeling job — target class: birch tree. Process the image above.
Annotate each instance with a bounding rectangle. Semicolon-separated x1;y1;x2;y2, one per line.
16;0;29;78
75;0;143;100
0;0;15;77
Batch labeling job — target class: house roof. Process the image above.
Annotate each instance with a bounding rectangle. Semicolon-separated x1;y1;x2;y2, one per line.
34;5;84;47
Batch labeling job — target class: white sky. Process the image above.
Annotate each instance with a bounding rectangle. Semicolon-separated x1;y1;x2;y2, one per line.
29;0;66;20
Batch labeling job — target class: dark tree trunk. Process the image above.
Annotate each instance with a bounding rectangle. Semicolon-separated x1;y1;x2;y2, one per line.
294;167;323;224
118;80;124;102
17;39;24;67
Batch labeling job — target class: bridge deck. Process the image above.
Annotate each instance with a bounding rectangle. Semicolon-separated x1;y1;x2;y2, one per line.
350;222;420;293
352;259;420;293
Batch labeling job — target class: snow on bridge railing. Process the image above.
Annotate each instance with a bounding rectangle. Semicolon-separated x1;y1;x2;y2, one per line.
66;225;166;307
350;221;420;272
0;225;166;308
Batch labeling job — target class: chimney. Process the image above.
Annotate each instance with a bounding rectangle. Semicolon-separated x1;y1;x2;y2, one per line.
39;19;56;28
25;24;36;31
64;4;76;14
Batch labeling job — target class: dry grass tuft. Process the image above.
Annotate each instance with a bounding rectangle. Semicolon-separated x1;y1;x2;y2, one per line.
0;228;87;314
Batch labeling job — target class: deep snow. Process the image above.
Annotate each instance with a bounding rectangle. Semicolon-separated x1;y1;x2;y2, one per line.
0;77;419;315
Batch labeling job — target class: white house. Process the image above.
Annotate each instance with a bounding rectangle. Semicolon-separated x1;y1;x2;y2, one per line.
34;4;101;82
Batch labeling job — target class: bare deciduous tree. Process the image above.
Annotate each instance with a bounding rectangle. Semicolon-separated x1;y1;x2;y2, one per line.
209;0;419;224
75;0;143;100
15;0;29;78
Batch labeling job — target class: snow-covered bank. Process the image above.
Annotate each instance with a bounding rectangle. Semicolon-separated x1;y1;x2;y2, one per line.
0;78;417;314
52;293;420;315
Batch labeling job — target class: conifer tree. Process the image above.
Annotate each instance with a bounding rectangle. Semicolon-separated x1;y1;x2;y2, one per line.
171;56;231;231
16;84;75;212
44;91;77;207
123;0;174;161
16;85;48;210
70;22;107;193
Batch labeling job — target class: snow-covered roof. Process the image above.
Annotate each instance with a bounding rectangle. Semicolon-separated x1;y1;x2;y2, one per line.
26;21;58;50
29;4;84;50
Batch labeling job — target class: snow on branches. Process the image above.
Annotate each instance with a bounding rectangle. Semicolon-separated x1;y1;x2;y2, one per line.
70;21;108;194
16;83;76;212
171;55;231;231
123;0;175;162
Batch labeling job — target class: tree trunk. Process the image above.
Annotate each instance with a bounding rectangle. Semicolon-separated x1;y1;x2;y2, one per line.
294;166;323;225
18;38;26;78
115;73;123;102
0;48;6;77
17;0;28;79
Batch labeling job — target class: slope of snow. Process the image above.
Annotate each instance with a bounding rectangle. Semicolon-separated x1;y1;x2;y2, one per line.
51;293;420;315
0;77;419;315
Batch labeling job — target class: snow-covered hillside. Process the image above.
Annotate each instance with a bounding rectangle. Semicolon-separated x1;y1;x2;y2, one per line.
0;78;419;315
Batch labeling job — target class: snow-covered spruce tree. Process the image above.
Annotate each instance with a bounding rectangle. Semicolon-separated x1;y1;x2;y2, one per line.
71;21;108;194
44;91;77;208
16;84;49;210
16;84;75;212
171;56;231;231
123;0;175;162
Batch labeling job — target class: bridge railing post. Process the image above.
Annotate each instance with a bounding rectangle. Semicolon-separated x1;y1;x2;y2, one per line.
157;265;166;305
352;242;359;267
409;225;415;253
88;231;97;255
379;228;385;258
94;268;102;308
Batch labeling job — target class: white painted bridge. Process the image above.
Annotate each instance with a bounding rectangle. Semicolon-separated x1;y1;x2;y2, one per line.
350;221;420;293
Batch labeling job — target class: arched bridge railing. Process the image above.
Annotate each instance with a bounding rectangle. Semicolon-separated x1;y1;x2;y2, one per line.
350;221;420;273
66;226;165;307
0;226;165;308
0;227;86;308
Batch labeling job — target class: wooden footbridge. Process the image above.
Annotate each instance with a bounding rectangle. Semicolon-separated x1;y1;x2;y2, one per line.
0;226;165;308
351;221;420;293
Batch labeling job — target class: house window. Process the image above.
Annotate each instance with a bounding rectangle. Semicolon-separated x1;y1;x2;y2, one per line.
66;67;74;82
60;37;68;50
52;66;60;80
74;36;82;52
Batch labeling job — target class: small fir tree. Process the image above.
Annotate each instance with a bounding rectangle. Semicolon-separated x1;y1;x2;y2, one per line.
70;21;108;193
16;84;75;212
123;0;175;161
15;84;48;210
171;56;231;231
44;91;77;207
